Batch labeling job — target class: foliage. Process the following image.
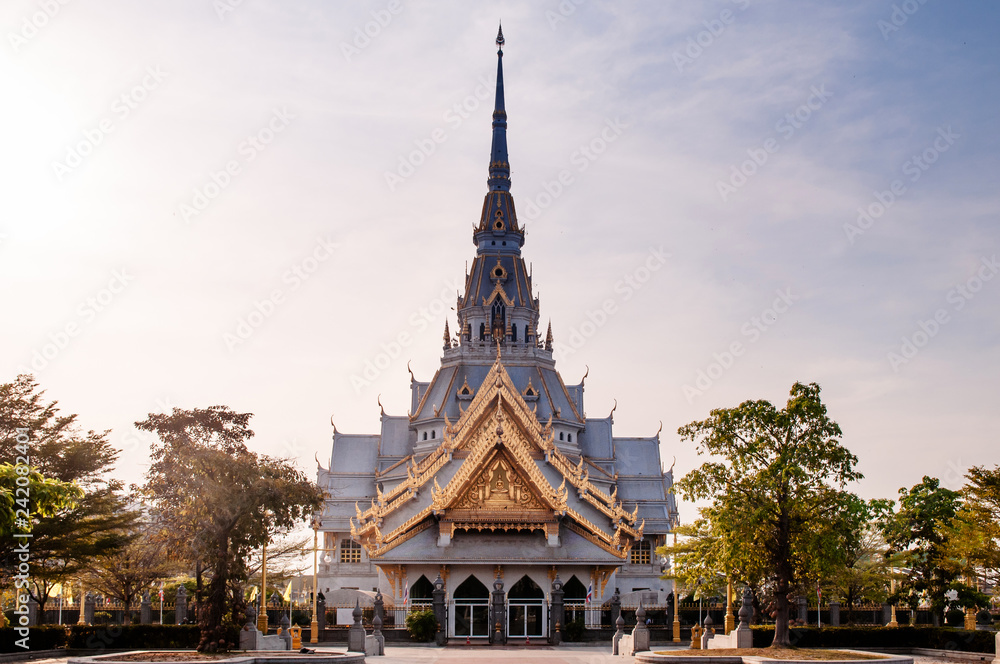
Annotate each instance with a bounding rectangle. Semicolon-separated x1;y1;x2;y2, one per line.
137;405;324;651
83;525;178;623
64;624;217;649
562;616;586;641
824;498;896;624
956;465;1000;588
404;609;438;642
881;476;986;624
748;625;996;652
674;382;863;648
0;625;68;652
0;374;138;614
0;462;82;538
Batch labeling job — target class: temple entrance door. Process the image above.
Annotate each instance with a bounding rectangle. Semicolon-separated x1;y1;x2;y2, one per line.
452;575;490;638
507;575;545;639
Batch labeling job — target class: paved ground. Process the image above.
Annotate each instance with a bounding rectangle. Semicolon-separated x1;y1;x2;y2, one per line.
11;650;988;664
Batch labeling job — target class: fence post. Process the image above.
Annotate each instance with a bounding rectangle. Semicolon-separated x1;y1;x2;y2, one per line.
175;586;187;625
84;593;95;625
317;593;326;631
550;574;564;645
140;591;152;625
829;600;840;626
490;575;506;646
610;587;621;630
432;574;447;646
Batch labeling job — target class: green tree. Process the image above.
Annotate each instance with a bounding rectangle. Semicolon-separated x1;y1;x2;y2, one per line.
881;476;986;625
824;497;895;624
958;465;1000;588
0;375;137;616
137;406;323;651
0;463;83;538
674;382;862;648
84;523;178;623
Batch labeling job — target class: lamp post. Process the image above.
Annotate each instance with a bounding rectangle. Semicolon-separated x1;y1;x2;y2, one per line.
309;518;337;644
258;543;268;632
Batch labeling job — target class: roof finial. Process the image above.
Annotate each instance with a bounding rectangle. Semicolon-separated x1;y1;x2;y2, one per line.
488;24;510;192
443;320;451;350
545;320;553;351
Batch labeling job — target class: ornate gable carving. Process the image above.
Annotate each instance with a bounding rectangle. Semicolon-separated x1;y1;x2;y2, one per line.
453;456;546;511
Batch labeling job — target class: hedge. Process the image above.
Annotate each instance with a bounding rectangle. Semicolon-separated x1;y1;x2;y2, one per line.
1;625;68;652
750;625;996;653
1;624;235;653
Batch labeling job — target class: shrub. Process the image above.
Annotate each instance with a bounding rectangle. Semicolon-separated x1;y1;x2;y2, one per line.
67;624;205;649
562;616;586;642
0;625;69;652
749;625;995;652
405;609;438;642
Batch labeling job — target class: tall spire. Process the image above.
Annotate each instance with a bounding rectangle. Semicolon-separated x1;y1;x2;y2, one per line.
488;23;510;192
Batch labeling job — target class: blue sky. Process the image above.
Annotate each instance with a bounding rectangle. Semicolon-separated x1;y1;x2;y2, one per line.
2;1;997;510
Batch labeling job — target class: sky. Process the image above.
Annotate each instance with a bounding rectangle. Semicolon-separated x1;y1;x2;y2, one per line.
2;0;998;515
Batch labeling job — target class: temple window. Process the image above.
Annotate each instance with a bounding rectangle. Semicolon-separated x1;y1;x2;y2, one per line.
567;433;572;442
431;430;436;439
559;432;564;441
630;539;651;565
340;539;363;564
422;432;428;441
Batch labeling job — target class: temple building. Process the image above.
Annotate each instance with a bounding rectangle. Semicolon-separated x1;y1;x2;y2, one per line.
315;27;679;640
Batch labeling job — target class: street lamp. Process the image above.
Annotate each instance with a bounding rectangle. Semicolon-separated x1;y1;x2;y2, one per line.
310;517;339;644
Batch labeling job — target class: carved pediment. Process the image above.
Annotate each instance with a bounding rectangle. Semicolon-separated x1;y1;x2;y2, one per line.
452;455;547;512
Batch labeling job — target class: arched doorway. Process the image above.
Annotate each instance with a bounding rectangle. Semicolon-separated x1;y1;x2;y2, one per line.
453;575;490;638
563;575;587;625
507;575;545;638
409;575;434;608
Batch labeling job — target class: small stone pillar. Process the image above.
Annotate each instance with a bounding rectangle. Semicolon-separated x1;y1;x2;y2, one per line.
140;591;152;625
26;597;38;626
612;612;625;655
993;630;999;664
829;600;840;627
701;613;714;649
175;586;187;625
432;574;447;646
732;587;753;649
84;592;96;625
347;599;366;652
490;576;506;645
797;596;808;623
317;593;326;631
550;575;564;645
368;612;385;656
632;601;650;653
279;614;292;650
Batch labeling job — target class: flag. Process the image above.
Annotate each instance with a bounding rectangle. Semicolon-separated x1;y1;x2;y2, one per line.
282;581;292;602
158;582;164;602
248;585;258;602
586;583;593;604
402;579;409;606
51;583;63;598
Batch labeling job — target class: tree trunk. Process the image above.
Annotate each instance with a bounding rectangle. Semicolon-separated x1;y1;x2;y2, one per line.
770;505;793;648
